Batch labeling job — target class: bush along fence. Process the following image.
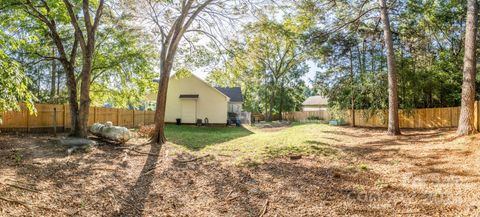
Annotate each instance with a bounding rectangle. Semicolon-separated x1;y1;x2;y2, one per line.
282;111;331;122
0;103;156;133
283;102;480;129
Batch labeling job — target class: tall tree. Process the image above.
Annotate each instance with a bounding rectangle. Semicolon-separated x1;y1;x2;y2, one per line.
378;0;400;135
63;0;105;137
207;17;309;117
2;0;106;138
306;0;468;114
247;18;306;121
457;0;478;135
137;0;240;144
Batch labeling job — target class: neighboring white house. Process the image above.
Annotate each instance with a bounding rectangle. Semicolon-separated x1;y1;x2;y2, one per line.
215;87;243;114
302;95;329;111
147;73;243;124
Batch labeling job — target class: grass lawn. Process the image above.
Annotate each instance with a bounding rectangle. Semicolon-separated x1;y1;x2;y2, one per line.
164;124;253;150
166;123;339;165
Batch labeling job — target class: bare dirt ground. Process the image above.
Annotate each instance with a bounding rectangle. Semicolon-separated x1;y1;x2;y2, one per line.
1;125;480;216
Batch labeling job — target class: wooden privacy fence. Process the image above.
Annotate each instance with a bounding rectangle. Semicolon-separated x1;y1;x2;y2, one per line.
283;102;480;129
0;103;156;132
344;107;462;128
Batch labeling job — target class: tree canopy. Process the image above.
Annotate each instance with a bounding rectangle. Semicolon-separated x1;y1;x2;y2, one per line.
1;0;479;136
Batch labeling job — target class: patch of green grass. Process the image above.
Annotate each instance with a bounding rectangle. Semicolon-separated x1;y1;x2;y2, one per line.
166;123;340;166
165;124;253;150
11;150;23;164
265;141;336;158
359;164;369;171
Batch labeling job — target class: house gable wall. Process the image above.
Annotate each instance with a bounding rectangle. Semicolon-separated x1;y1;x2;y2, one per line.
164;75;229;124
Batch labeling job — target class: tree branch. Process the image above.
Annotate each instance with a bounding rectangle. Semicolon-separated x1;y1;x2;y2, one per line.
63;0;87;50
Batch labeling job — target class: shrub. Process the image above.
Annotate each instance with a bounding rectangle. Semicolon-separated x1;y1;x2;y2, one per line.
306;116;321;120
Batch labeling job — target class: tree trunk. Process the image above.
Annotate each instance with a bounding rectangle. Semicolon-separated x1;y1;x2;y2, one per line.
62;62;81;137
457;0;478;135
379;0;400;135
268;83;275;121
150;61;171;144
78;53;93;138
349;48;355;127
279;80;284;120
50;47;56;99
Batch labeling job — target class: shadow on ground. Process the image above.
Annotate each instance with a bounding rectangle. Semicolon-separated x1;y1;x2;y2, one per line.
115;143;162;216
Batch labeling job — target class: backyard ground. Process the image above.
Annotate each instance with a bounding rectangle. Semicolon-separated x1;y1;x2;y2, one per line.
1;123;480;216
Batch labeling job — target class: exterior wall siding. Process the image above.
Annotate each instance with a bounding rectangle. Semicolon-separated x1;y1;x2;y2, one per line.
163;76;229;124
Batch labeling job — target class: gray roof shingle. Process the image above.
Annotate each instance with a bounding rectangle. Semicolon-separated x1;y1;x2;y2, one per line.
215;87;243;102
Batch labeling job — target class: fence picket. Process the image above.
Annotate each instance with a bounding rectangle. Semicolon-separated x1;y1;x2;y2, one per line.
0;103;157;131
282;105;466;129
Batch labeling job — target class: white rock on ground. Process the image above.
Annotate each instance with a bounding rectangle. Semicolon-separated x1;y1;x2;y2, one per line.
58;138;97;154
90;122;131;143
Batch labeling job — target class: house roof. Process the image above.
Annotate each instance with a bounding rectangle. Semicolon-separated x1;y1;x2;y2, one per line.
302;95;328;106
215;87;243;102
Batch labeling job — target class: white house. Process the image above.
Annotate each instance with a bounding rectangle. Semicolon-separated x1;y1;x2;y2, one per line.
215;87;243;114
302;95;328;111
147;73;243;124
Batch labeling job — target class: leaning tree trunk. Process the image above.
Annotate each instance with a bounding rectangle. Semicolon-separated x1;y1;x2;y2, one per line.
457;0;478;135
379;0;400;135
148;0;214;144
150;61;171;144
50;47;56;98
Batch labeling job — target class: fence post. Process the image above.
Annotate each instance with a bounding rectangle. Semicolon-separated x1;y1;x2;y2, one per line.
93;107;97;123
53;107;57;137
116;109;119;126
62;104;67;132
26;108;29;134
133;110;135;128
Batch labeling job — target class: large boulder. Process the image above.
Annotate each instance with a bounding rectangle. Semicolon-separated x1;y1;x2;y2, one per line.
90;121;131;143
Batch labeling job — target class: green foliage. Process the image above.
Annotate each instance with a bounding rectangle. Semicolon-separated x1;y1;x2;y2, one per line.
0;31;36;121
207;16;309;114
304;0;470;112
89;13;156;109
0;1;156;109
173;68;193;80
